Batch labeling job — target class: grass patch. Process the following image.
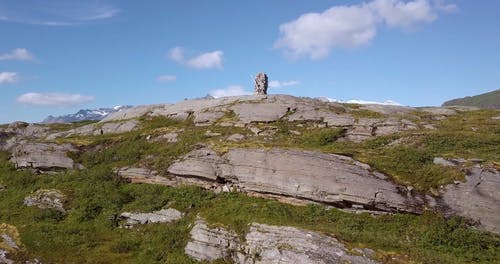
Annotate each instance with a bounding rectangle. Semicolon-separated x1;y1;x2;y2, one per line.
0;150;498;263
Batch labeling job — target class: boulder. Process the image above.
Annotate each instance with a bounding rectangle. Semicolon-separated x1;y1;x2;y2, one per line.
168;147;426;213
441;167;500;234
185;217;379;264
119;208;183;228
24;189;66;213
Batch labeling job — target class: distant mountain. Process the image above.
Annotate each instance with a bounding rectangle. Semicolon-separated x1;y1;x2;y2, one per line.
41;106;132;124
442;89;500;109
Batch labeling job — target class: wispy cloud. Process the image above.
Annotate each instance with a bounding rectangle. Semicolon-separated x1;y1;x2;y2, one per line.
275;0;457;59
17;92;94;106
0;72;20;84
169;47;223;70
268;80;300;88
157;75;177;82
209;85;251;98
0;48;35;61
0;1;119;26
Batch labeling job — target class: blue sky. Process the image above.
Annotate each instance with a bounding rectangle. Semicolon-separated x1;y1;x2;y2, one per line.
1;0;499;123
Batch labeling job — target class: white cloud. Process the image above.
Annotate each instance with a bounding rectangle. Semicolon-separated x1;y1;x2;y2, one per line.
433;0;458;13
275;0;456;59
324;97;402;106
269;80;300;88
157;75;177;82
17;93;94;106
169;47;223;69
0;72;19;84
0;48;35;61
0;1;118;26
209;85;251;98
370;0;437;29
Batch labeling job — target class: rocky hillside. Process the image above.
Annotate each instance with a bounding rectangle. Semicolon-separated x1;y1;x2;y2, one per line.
0;94;499;263
442;89;500;109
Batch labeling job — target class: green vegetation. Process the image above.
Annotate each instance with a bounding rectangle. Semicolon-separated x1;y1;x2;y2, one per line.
1;109;499;263
442;89;500;109
0;149;498;263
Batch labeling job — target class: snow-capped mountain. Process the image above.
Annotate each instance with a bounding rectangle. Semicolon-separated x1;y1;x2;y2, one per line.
41;106;132;124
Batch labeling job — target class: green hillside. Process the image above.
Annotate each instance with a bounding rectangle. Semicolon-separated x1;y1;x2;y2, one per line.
443;89;500;109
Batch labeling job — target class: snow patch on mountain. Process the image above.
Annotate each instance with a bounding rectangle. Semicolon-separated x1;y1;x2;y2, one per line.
41;106;132;124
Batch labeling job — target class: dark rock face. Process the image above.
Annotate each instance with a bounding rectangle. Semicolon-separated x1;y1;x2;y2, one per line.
254;73;268;95
185;217;379;264
167;147;427;214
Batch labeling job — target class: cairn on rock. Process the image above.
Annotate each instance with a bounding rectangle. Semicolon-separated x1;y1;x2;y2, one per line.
254;72;268;95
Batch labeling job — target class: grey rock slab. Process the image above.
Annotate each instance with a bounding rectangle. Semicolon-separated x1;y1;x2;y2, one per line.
237;223;379;264
185;217;241;261
120;208;183;228
10;142;80;170
194;111;225;126
101;104;165;122
433;157;458;167
441;167;500;234
231;102;289;124
359;104;414;115
167;148;225;181
116;167;177;185
227;134;245;142
0;249;13;264
157;132;178;143
46;119;139;139
97;119;139;135
0;234;18;250
169;147;426;213
24;189;66;213
185;217;379;264
324;114;356;127
420;107;457;116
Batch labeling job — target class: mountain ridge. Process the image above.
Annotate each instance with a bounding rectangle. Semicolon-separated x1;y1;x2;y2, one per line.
442;89;500;109
41;105;132;124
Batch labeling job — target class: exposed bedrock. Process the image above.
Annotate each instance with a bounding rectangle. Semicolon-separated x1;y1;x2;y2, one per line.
9;142;82;171
441;166;500;234
185;217;379;264
167;147;427;214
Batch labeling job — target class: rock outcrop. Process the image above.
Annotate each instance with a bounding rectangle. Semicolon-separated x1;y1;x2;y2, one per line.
24;189;66;213
46;119;139;139
441;166;500;234
9;142;81;171
98;95;421;142
185;217;379;264
0;224;21;264
168;147;427;213
119;208;183;228
254;73;268;95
